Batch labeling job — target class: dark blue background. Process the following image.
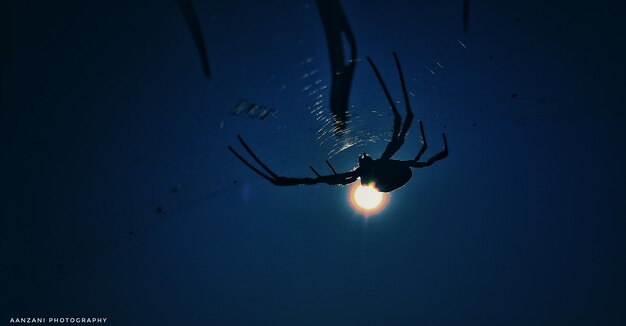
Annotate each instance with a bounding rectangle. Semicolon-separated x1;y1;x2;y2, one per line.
2;0;625;324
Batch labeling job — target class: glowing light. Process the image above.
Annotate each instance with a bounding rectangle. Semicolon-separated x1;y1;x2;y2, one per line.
354;185;383;209
348;182;390;216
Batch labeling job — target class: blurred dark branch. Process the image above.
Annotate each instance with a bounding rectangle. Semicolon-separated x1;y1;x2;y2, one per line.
315;0;358;137
176;0;211;79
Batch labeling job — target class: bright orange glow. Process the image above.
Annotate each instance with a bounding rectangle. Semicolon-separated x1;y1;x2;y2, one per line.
348;182;390;216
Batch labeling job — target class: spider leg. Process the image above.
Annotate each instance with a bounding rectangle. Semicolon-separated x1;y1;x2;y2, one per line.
368;53;414;160
414;120;428;161
228;145;276;183
409;133;448;168
325;160;338;174
229;135;360;186
235;134;280;179
393;52;414;152
309;166;321;177
367;56;402;160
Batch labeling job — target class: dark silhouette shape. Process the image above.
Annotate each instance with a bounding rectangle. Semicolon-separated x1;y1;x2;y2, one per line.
176;0;211;79
462;0;471;32
315;0;358;136
229;53;448;193
511;92;519;98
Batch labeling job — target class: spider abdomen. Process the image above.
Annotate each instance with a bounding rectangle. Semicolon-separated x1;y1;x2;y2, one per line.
362;160;412;192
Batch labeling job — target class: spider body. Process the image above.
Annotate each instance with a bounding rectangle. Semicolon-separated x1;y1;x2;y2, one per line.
229;53;448;192
358;155;412;192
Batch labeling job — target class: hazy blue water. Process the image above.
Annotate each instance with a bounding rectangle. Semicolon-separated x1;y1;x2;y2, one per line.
2;0;625;325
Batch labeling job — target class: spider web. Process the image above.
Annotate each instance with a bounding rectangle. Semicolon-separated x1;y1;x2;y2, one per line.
7;0;609;309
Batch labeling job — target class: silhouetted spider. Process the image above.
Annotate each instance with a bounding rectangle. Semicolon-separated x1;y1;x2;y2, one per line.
229;53;448;192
